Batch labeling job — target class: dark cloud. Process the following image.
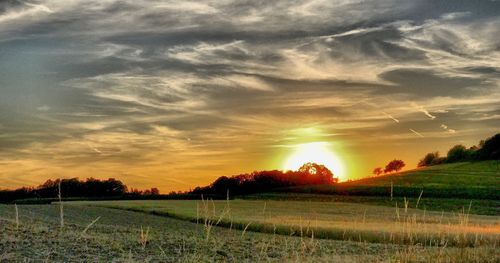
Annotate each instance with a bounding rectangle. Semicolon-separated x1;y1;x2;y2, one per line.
379;68;489;97
462;66;500;76
0;0;23;14
413;0;500;20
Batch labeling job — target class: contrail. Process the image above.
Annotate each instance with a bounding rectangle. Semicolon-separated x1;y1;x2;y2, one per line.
409;129;424;138
382;111;400;123
421;110;436;120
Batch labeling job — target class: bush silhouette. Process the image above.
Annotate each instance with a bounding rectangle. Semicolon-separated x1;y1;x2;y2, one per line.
384;159;405;173
446;145;470;163
478;134;500;160
372;167;383;176
417;133;499;166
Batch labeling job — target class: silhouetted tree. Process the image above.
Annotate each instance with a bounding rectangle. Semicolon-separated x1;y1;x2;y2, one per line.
477;134;500;160
418;152;441;167
191;163;338;196
416;133;499;165
373;167;383;176
299;162;337;184
384;159;405;173
150;188;160;195
432;156;447;165
446;145;470;163
0;177;132;203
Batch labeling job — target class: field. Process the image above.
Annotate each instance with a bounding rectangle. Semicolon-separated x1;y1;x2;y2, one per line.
73;200;499;245
1;161;499;262
283;161;500;198
340;161;500;198
265;161;500;214
1;203;499;262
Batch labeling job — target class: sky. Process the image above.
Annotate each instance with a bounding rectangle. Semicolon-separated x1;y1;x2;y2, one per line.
0;0;499;192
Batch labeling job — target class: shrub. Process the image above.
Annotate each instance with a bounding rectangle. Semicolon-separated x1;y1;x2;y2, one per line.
384;159;405;173
446;145;473;163
477;134;500;160
418;152;440;167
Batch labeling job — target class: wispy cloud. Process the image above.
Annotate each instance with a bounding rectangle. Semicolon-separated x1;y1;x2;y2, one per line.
412;103;437;120
440;124;457;134
0;0;498;191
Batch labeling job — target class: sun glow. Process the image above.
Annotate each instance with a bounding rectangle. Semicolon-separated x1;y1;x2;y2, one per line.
283;142;346;181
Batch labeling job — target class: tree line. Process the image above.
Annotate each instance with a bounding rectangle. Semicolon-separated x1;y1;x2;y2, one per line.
417;133;499;167
3;133;498;202
0;177;160;203
1;163;338;202
190;162;338;196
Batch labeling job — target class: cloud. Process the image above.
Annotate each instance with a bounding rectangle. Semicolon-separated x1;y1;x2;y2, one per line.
36;105;50;112
412;103;437;120
0;0;499;191
0;1;52;24
440;124;457;134
379;68;488;98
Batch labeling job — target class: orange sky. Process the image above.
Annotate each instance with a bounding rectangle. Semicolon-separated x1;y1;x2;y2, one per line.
0;125;495;193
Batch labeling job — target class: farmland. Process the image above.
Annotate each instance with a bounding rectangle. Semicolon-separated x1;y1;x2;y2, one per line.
73;199;499;245
1;203;499;262
259;161;500;215
1;161;499;262
282;161;500;199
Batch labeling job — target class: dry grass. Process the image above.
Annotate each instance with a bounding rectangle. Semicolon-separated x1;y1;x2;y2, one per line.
138;226;150;249
75;199;499;247
0;204;405;262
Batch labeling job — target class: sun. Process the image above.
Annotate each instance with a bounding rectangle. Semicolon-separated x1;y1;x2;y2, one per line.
283;142;345;181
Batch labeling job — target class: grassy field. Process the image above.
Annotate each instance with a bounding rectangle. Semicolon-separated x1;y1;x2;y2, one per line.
340;161;500;190
286;161;499;197
73;200;500;246
264;161;500;212
1;203;499;262
241;193;500;215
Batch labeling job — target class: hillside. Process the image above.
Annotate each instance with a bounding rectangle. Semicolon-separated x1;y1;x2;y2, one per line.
342;161;499;189
242;161;499;215
278;161;499;199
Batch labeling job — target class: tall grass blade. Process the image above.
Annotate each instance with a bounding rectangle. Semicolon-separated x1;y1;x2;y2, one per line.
81;216;101;236
390;181;393;201
14;203;19;229
58;180;64;229
416;190;423;209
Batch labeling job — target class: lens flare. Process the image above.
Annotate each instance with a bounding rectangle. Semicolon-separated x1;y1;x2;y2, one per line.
283;142;345;181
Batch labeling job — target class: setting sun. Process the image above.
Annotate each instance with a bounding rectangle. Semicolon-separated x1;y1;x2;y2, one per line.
283;142;345;181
